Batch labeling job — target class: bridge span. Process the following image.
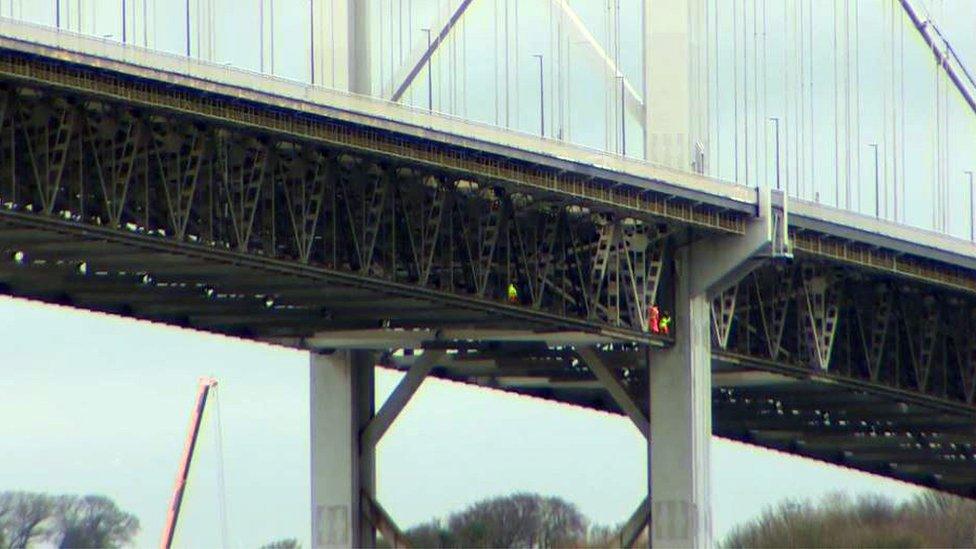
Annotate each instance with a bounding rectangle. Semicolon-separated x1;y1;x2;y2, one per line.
2;16;976;548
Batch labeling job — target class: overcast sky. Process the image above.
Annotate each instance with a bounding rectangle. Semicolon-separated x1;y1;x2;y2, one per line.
2;0;974;547
0;295;922;548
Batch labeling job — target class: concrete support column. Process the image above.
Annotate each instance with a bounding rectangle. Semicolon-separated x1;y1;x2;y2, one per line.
648;246;712;547
311;350;375;548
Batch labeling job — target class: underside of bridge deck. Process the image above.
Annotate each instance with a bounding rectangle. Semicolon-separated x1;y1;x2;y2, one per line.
383;346;976;499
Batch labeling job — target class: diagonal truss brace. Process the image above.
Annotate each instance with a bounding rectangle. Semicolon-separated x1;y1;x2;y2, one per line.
902;295;939;392
854;284;891;382
361;491;412;549
800;265;841;371
711;285;737;349
754;269;792;360
954;314;976;404
577;347;649;439
612;495;650;549
360;350;447;450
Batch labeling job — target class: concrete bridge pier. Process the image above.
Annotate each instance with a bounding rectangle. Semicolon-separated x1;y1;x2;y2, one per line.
310;350;376;549
648;247;713;547
649;188;789;547
311;348;445;548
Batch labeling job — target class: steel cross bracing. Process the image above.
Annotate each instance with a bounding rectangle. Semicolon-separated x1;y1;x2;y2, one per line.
3;47;976;498
0;53;697;339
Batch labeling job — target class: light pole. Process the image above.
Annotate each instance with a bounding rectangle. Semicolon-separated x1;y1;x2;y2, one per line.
967;171;974;241
122;0;127;43
768;117;781;191
617;75;626;155
868;143;880;218
309;0;314;84
420;28;433;111
185;0;190;56
55;0;60;29
533;54;544;137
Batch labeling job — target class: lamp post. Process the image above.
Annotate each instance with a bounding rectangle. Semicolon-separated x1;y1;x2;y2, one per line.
769;117;781;191
122;0;127;43
617;75;626;156
309;0;314;84
421;28;433;112
185;0;190;57
532;54;544;137
967;171;974;241
868;143;880;218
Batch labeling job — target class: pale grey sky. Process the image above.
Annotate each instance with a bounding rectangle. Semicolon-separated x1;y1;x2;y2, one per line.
0;295;922;547
1;0;974;547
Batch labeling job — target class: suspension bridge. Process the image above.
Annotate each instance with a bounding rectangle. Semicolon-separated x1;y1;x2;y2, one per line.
2;1;976;547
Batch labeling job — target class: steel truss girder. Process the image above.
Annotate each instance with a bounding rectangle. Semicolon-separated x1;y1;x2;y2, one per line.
724;259;976;409
954;314;976;405
854;283;892;382
711;285;737;349
0;84;678;333
800;264;841;371
901;294;940;392
753;267;792;360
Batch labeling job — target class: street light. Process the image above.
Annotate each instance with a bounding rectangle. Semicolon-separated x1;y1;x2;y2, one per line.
421;28;433;112
617;75;626;156
768;117;781;191
868;143;880;218
309;0;314;84
532;54;544;137
122;0;127;43
185;0;190;57
967;171;974;241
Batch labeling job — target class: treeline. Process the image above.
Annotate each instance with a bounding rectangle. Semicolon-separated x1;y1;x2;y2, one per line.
723;491;976;548
393;490;976;548
0;491;139;548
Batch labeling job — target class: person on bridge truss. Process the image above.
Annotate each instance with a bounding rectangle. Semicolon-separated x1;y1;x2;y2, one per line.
648;304;660;333
507;282;519;305
660;312;672;336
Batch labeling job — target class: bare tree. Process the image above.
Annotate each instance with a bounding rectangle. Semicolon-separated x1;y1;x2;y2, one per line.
0;492;56;548
54;495;139;548
411;493;588;548
260;539;301;549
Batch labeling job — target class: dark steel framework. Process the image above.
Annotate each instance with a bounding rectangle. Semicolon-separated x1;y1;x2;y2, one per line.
0;47;975;497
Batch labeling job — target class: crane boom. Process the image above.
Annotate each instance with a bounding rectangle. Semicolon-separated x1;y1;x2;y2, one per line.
160;377;218;549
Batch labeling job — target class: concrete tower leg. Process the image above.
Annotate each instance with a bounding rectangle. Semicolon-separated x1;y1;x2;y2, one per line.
310;350;375;549
347;0;371;95
642;0;706;172
318;0;369;94
648;247;712;548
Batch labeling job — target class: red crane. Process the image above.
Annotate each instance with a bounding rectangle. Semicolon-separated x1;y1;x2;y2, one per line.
160;377;218;549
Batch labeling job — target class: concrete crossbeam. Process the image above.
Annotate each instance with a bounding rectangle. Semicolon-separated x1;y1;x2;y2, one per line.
361;350;446;450
577;347;649;439
304;329;615;350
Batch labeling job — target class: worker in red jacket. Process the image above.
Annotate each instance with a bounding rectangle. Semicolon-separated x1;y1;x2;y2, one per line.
648;304;660;333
